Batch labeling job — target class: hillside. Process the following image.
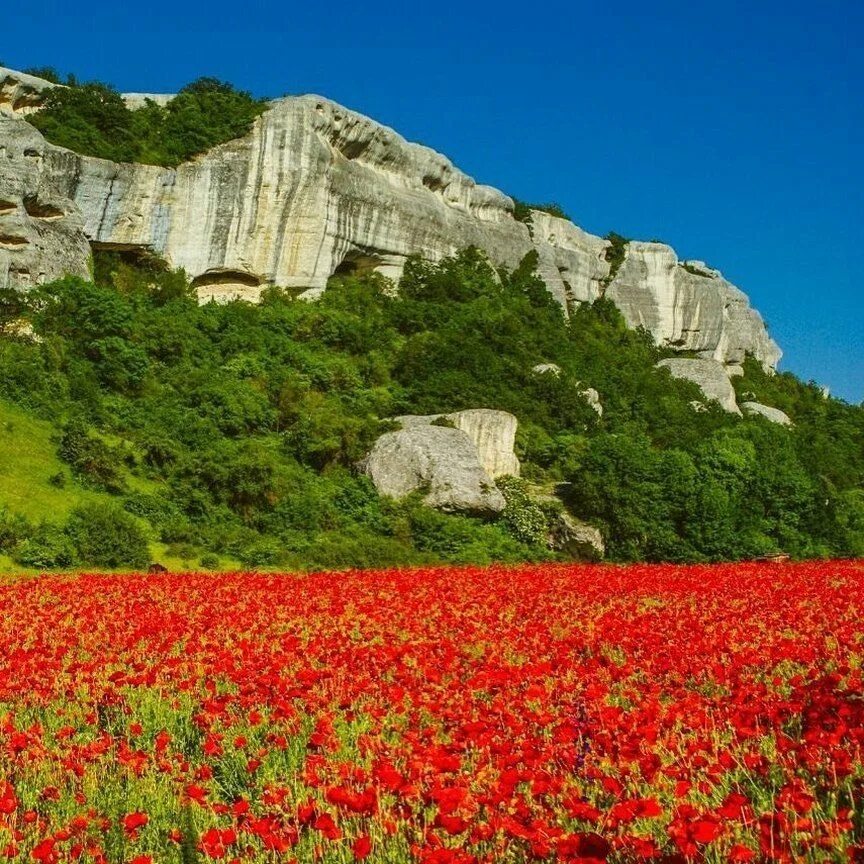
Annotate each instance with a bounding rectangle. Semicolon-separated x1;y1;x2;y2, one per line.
0;246;858;571
0;65;860;571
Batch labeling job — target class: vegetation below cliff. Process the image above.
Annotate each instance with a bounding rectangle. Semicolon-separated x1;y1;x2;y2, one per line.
0;248;860;571
28;77;268;166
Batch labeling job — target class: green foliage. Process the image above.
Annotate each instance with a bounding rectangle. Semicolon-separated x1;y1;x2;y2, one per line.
0;285;27;334
29;83;139;162
497;476;548;546
23;66;76;85
66;502;150;569
512;199;571;225
29;77;268;167
14;522;77;569
603;232;629;283
0;507;31;552
58;419;126;492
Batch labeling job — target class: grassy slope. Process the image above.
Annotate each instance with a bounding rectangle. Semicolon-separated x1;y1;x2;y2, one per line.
0;399;243;573
0;401;101;519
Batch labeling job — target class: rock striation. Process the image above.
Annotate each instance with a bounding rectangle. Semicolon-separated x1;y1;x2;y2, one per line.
0;65;781;368
0;117;91;290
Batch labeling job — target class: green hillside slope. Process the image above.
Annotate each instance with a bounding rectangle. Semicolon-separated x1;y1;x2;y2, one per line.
0;247;860;571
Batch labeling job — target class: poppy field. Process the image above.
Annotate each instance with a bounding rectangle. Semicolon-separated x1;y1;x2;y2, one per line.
0;562;862;863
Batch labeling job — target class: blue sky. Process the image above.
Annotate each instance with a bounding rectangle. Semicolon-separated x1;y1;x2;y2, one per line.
5;0;862;400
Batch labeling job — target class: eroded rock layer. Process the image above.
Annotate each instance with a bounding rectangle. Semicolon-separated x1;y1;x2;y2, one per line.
0;66;781;367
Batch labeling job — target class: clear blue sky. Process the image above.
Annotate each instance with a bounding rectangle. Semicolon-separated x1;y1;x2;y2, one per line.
5;0;862;401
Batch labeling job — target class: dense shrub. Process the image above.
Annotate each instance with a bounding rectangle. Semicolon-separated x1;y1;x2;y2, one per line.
30;77;268;167
497;476;548;546
58;420;126;492
66;503;150;569
14;523;77;569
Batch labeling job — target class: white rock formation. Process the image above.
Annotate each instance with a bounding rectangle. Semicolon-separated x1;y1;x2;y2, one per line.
360;424;506;515
0;118;91;290
393;409;520;478
579;386;603;417
0;65;781;368
741;401;793;426
657;357;742;414
0;68;56;116
608;243;781;367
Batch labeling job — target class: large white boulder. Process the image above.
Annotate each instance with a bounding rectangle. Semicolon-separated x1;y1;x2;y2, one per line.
741;402;793;426
657;357;742;414
394;409;520;478
360;424;505;515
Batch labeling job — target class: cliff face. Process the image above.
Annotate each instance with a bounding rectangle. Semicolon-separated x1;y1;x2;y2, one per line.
0;66;781;367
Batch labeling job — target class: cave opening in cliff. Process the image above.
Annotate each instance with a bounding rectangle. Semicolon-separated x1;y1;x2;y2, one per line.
23;196;64;220
191;269;265;304
330;251;383;281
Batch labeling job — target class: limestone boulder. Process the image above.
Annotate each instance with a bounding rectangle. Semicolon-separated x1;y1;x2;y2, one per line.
0;67;55;117
547;511;605;561
579;386;603;417
360;424;505;515
657;358;741;414
532;363;562;376
532;491;605;561
394;409;520;478
741;402;793;426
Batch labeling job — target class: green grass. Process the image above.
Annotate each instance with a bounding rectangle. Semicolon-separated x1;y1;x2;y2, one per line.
0;400;249;574
0;400;107;522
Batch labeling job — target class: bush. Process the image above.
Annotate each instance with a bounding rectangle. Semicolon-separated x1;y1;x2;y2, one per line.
30;76;268;167
497;476;548;546
603;232;629;283
199;553;221;570
14;523;76;569
0;507;32;552
66;503;150;569
238;538;286;569
512;199;571;227
58;420;126;492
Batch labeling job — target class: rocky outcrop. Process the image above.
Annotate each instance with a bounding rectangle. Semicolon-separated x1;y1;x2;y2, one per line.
0;65;781;368
360;424;506;515
531;491;605;560
609;244;781;367
657;358;741;414
741;402;793;426
0;117;91;291
0;68;55;116
393;410;520;478
547;511;605;561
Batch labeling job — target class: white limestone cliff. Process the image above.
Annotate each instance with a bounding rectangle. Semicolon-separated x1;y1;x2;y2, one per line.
0;65;781;368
